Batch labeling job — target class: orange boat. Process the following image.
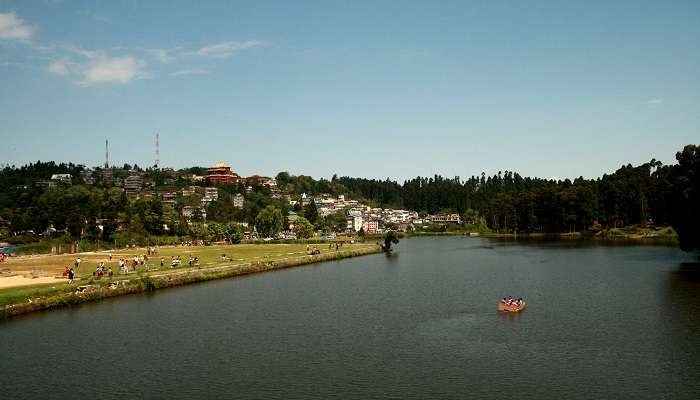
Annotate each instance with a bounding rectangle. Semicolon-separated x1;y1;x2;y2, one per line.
498;301;526;312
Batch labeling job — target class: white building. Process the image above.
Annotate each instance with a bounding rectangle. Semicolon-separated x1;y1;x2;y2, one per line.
233;193;245;208
51;174;72;185
204;187;219;201
347;215;364;232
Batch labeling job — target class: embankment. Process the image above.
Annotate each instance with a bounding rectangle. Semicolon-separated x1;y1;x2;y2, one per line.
1;246;382;320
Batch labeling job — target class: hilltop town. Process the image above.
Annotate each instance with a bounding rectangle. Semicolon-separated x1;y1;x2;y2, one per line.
0;160;464;252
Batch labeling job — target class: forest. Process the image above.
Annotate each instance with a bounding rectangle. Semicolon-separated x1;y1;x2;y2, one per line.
0;145;697;252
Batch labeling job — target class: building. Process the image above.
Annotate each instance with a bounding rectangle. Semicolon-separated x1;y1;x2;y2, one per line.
347;208;363;218
200;187;219;207
124;175;144;196
347;215;364;232
207;163;240;185
101;168;114;185
431;213;462;224
80;170;95;185
245;175;276;187
182;206;206;222
189;174;206;183
162;192;177;206
182;186;196;196
362;220;379;234
34;180;56;189
233;193;245;208
50;174;72;185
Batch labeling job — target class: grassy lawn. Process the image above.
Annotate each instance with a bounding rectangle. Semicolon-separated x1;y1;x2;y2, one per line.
0;242;375;308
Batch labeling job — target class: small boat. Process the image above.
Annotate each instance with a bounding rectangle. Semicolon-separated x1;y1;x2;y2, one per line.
498;301;526;312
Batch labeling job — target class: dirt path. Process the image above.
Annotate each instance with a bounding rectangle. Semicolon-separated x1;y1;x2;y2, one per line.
0;275;65;289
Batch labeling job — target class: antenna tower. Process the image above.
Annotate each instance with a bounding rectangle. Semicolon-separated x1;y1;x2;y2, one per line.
155;133;160;169
105;139;109;168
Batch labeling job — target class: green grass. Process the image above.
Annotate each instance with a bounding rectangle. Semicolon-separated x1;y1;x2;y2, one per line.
0;242;377;309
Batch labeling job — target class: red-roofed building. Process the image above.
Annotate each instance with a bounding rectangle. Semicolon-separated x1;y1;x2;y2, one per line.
207;163;240;185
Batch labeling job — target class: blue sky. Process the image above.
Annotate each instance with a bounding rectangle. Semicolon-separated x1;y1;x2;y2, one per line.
1;0;698;181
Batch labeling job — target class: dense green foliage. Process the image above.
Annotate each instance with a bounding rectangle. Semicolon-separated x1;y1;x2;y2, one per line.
293;216;314;239
255;205;284;238
1;145;698;252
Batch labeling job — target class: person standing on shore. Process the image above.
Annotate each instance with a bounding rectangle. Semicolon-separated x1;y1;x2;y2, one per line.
68;268;74;284
75;257;81;269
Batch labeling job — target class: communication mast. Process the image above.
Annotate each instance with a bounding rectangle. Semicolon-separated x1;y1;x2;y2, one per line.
105;139;109;168
155;133;160;170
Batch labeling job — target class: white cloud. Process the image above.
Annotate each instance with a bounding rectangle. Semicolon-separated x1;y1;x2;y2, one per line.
646;98;663;106
192;40;263;58
65;45;102;59
146;48;172;63
78;56;147;85
47;58;75;76
0;12;36;40
171;68;208;76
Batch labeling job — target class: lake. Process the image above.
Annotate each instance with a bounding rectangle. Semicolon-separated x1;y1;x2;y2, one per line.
1;237;699;399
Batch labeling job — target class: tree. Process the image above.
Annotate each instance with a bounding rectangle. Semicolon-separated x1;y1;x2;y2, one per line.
382;231;399;252
276;171;291;188
293;216;314;239
224;222;243;244
255;205;283;237
189;223;211;241
190;207;204;223
323;211;348;232
207;198;238;223
303;200;319;224
669;145;699;252
207;222;226;242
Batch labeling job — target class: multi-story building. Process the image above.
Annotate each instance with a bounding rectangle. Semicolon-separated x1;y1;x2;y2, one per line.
80;170;95;185
162;192;177;206
207;163;240;185
50;174;72;185
204;187;219;201
431;213;462;224
34;180;56;189
124;175;144;196
101;168;114;185
245;175;276;187
347;215;364;232
362;220;379;234
182;186;196;196
182;206;207;222
233;193;245;208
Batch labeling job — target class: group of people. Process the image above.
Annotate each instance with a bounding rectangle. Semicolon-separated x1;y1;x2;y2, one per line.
328;242;344;251
61;249;206;285
501;296;524;306
62;266;75;283
306;245;321;255
91;261;113;280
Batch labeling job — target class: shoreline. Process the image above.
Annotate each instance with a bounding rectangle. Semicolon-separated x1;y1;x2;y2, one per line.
0;245;383;321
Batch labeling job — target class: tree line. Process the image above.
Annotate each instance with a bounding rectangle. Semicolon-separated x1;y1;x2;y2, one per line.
0;145;697;252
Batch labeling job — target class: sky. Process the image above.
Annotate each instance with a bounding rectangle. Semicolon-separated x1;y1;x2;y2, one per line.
1;0;698;182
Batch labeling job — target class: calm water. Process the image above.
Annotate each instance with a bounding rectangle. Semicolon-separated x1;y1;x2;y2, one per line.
1;237;699;399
